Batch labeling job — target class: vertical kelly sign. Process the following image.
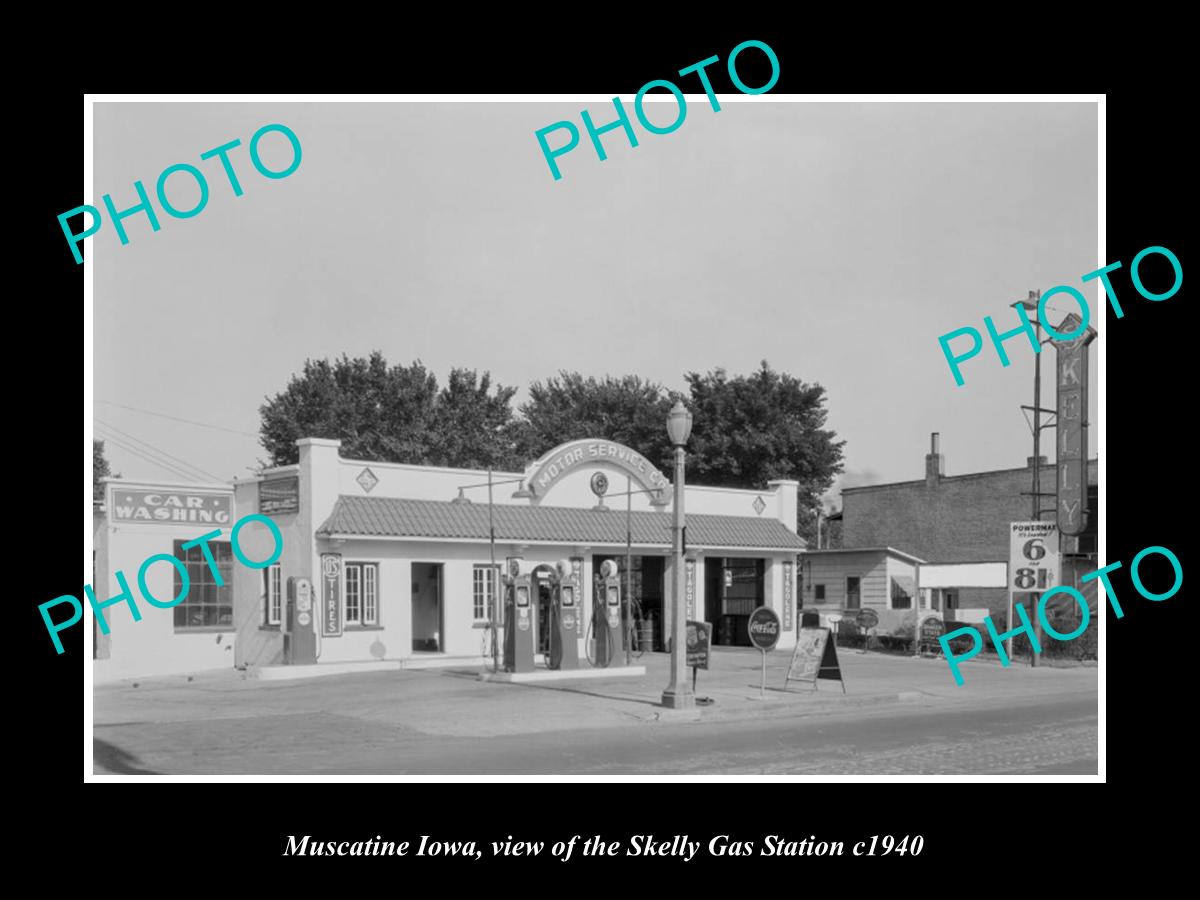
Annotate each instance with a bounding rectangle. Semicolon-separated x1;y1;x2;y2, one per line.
321;553;342;637
1054;312;1096;536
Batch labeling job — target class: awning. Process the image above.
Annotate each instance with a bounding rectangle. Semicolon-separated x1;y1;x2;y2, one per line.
316;495;807;551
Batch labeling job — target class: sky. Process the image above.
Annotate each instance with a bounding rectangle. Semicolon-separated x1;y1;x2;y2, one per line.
92;100;1098;503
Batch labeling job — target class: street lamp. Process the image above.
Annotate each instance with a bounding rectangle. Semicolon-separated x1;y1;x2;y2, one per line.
661;399;695;710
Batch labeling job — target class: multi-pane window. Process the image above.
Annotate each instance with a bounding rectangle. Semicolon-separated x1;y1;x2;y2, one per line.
473;565;498;622
264;563;282;625
891;577;912;610
345;562;379;626
173;539;234;628
845;576;861;610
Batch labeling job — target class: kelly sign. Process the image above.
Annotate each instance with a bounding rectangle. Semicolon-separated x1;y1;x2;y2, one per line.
1054;312;1095;536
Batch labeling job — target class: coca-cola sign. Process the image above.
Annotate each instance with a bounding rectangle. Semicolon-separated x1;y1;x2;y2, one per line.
747;606;781;651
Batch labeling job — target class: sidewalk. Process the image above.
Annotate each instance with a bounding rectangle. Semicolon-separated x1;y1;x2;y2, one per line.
93;644;1098;740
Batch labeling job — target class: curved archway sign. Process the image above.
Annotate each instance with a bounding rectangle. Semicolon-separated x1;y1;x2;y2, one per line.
520;439;671;507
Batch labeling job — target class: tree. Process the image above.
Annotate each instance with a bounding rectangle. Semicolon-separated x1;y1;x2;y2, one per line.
511;373;675;469
258;353;520;469
684;362;845;543
428;368;522;470
93;440;118;501
259;352;439;466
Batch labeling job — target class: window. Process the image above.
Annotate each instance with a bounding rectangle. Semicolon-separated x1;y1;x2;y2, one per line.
846;576;861;610
891;577;912;610
264;564;282;626
814;584;826;601
173;539;233;628
473;564;498;622
345;562;379;626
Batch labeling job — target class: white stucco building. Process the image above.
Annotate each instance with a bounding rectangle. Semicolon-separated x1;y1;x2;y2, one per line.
92;437;807;680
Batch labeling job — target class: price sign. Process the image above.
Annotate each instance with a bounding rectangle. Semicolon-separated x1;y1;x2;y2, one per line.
1009;522;1061;592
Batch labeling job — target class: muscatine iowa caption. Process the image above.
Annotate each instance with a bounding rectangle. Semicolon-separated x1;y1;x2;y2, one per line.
283;834;923;860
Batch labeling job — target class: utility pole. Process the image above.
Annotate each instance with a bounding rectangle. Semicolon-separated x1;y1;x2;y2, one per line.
1030;297;1042;667
1013;289;1057;667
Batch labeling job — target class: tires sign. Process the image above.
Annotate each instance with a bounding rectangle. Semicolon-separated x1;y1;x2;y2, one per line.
1009;522;1060;593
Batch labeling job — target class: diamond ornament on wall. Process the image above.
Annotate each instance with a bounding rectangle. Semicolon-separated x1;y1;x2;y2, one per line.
357;467;379;493
753;495;766;515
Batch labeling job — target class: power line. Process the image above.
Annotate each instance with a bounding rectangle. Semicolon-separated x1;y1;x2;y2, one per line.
95;418;222;482
96;429;201;483
97;430;207;483
95;400;259;438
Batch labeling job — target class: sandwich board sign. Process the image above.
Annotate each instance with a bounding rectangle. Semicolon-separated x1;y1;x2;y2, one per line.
784;626;845;693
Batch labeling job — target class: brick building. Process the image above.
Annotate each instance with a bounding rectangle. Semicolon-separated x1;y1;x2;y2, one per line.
839;434;1098;617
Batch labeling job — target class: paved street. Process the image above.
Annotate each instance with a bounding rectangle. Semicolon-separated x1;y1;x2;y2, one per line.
93;647;1098;775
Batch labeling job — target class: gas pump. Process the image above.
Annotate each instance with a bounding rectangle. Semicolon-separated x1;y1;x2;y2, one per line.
592;559;623;668
503;559;536;674
548;559;580;671
284;576;316;665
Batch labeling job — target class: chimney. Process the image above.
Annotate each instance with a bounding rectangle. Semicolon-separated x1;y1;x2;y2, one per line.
926;432;944;487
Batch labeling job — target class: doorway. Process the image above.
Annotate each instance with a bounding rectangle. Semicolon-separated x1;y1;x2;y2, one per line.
411;563;443;652
533;567;556;656
591;554;665;651
705;557;764;646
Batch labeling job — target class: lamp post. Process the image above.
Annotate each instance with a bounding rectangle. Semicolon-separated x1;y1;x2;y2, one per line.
661;399;695;710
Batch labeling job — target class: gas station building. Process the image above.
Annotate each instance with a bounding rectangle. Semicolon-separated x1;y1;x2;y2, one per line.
93;436;806;681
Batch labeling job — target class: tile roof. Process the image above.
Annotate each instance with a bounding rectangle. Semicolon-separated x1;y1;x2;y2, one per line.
316;495;806;551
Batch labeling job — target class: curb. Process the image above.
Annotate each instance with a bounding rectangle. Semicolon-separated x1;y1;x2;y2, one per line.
644;690;927;724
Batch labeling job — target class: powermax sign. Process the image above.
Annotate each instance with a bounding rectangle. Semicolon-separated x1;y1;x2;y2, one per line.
110;488;232;525
1009;522;1060;592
